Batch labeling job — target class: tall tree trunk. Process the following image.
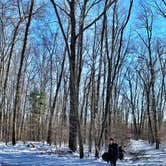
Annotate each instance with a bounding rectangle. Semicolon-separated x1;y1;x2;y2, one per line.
47;48;66;145
68;0;78;153
12;0;34;145
128;79;138;139
146;90;155;144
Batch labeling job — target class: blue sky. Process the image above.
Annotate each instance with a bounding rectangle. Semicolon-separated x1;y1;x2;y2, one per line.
128;0;166;37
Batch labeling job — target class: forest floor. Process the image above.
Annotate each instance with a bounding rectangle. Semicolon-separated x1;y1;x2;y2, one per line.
0;140;166;165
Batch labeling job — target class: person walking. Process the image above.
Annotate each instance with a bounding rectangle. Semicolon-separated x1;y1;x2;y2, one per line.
108;138;119;166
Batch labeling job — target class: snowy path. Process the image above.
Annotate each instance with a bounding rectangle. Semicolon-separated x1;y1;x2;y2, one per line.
0;152;166;166
0;140;166;166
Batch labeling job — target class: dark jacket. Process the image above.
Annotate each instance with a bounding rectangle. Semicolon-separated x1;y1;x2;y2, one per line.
108;143;119;161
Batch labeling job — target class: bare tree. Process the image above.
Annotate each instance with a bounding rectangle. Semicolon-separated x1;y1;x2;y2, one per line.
96;0;133;157
50;0;116;158
12;0;34;145
136;4;163;148
47;44;67;145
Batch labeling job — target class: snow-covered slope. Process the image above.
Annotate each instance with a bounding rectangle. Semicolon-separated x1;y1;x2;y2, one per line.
124;139;166;165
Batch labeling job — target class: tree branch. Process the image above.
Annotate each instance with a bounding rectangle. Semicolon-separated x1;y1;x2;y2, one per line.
50;0;71;57
76;0;117;38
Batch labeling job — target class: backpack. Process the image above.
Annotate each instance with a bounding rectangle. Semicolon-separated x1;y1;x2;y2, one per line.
102;152;111;162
